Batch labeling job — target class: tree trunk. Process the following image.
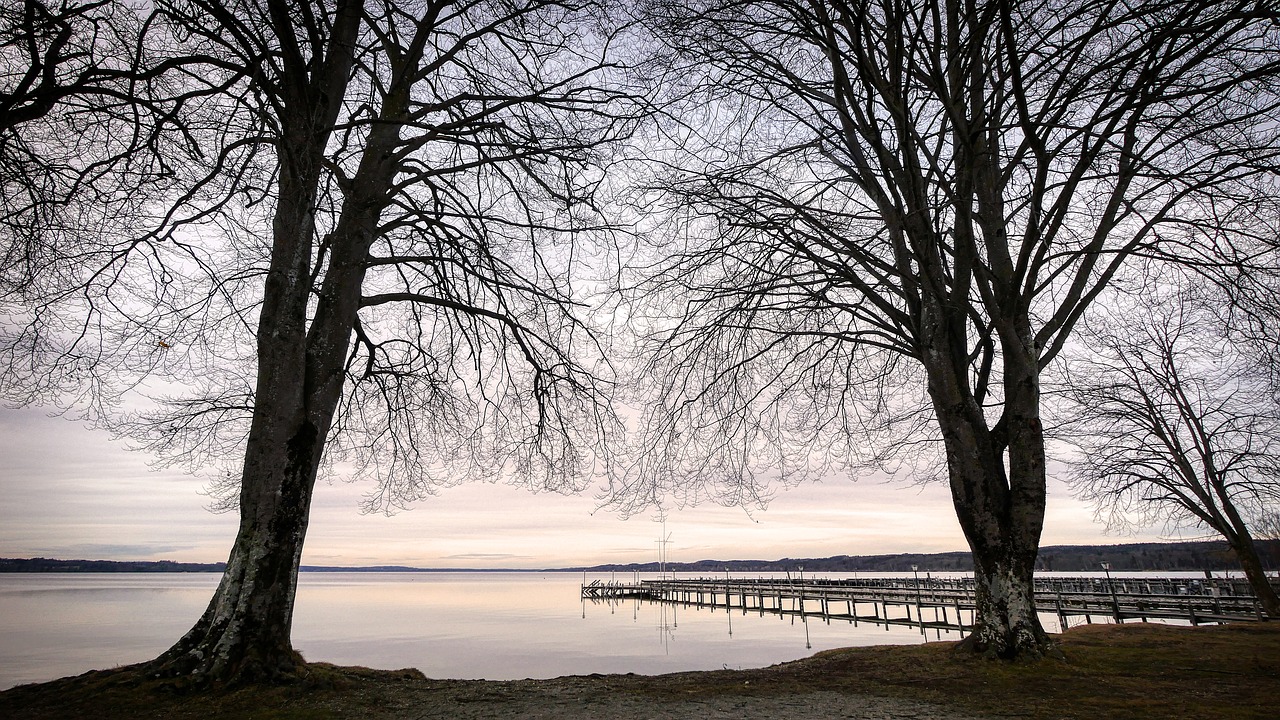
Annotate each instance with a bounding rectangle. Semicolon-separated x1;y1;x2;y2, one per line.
1235;536;1280;618
147;422;321;683
145;57;398;683
140;2;366;684
955;492;1051;658
936;408;1053;658
146;165;334;683
921;297;1054;659
1223;516;1280;618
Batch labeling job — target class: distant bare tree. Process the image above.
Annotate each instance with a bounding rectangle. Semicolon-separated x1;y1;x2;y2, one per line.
1255;512;1280;544
612;0;1280;658
2;0;640;684
1062;284;1280;616
1211;258;1280;403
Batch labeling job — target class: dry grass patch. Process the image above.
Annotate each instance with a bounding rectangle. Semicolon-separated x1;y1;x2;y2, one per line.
731;621;1280;719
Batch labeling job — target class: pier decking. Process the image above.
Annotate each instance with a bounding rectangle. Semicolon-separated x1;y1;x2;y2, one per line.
581;575;1273;632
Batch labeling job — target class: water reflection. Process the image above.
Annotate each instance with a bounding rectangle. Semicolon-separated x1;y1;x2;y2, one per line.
0;574;217;690
0;570;1202;690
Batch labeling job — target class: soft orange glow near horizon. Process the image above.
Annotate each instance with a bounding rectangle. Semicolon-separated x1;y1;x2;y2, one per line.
0;407;1167;568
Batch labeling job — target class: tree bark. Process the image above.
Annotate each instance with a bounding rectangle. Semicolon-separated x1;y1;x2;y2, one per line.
1222;511;1280;618
147;159;337;683
145;49;404;685
145;1;363;682
921;297;1054;658
931;397;1053;658
1233;534;1280;618
147;425;320;683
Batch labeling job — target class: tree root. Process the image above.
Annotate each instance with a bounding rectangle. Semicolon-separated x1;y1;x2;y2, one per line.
954;629;1065;662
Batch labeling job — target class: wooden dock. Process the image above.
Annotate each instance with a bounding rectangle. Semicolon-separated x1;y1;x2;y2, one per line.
581;576;1274;632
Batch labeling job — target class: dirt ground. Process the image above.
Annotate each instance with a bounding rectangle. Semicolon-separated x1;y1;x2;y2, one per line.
3;622;1278;720
0;650;993;720
305;669;987;719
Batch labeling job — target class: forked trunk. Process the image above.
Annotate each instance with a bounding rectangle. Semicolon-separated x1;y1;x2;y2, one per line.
143;0;366;686
145;100;354;687
146;93;394;685
922;300;1054;659
942;431;1054;658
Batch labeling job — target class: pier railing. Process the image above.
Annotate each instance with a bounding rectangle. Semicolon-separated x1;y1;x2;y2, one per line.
581;575;1274;631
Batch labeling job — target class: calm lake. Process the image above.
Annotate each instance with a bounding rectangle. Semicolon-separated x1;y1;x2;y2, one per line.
0;570;1199;690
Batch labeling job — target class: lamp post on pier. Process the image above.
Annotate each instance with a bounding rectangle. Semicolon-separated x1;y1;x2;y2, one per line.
1102;562;1120;622
911;564;922;630
726;567;734;637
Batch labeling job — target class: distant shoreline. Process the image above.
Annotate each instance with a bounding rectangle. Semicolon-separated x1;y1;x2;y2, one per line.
4;538;1277;574
0;559;545;574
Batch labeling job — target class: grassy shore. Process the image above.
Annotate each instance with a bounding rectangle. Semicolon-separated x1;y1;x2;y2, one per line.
1;621;1277;719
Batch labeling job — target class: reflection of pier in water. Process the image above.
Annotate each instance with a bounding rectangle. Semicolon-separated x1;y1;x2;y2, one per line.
582;576;1273;633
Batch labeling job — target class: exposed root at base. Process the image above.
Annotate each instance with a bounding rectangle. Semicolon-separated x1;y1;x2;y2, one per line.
139;648;314;691
953;630;1065;662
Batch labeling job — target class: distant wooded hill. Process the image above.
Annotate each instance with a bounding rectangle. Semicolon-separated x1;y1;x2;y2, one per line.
571;539;1280;574
0;558;228;573
0;559;448;573
3;539;1276;574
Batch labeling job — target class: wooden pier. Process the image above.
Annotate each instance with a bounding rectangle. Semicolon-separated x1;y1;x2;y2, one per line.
581;581;651;600
581;575;1274;632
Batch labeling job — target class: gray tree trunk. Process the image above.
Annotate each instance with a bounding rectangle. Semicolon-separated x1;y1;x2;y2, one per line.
149;441;318;682
147;140;340;680
145;17;374;672
1222;505;1280;618
922;297;1053;658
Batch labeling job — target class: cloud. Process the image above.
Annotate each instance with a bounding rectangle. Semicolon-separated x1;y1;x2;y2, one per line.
29;543;198;560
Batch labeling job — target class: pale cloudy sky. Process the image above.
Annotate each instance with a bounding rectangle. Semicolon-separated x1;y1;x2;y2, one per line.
0;405;1165;569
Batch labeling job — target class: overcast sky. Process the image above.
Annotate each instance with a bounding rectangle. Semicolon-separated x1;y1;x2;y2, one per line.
0;405;1170;569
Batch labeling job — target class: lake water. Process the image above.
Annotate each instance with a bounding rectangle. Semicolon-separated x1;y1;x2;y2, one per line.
0;570;1207;690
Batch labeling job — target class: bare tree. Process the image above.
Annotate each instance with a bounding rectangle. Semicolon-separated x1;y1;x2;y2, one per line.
1062;284;1280;616
0;0;205;296
1210;256;1280;403
1;0;138;130
612;0;1280;658
2;0;639;683
1255;511;1280;544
